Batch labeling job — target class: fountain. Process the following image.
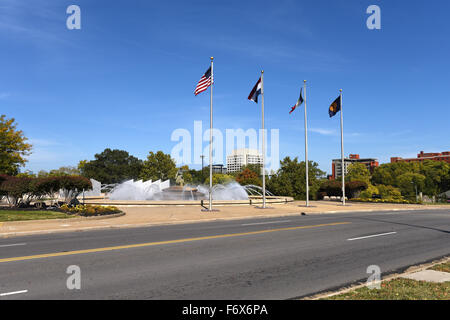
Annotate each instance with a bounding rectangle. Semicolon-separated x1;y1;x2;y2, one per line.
81;179;292;206
107;179;250;201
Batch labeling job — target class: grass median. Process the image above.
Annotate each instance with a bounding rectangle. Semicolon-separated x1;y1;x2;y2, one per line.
325;261;450;300
325;278;449;300
430;262;450;273
0;210;74;222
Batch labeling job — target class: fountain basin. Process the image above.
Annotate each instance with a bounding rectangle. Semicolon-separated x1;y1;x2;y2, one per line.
82;195;294;207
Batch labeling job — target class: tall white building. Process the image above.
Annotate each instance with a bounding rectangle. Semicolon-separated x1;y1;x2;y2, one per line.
226;149;263;173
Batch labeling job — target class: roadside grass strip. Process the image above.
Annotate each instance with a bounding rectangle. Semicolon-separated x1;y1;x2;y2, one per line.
430;262;450;273
324;278;449;300
0;221;350;264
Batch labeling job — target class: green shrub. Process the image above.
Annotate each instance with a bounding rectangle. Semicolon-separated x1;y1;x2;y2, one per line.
346;181;368;198
377;184;403;200
318;180;342;197
360;184;380;199
317;180;368;199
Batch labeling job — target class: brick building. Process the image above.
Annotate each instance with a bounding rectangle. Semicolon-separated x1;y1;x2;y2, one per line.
391;151;450;164
331;154;379;180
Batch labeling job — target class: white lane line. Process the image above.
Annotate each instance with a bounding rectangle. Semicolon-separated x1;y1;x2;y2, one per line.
0;290;28;297
241;220;291;226
347;232;397;241
0;243;26;248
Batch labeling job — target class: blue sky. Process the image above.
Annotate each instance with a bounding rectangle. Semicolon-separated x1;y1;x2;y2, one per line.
1;0;449;175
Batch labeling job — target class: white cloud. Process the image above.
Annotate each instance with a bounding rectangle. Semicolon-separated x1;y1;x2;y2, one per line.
309;128;336;135
0;92;10;99
28;138;61;147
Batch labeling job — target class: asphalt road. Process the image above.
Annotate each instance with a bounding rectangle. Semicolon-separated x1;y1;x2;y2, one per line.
0;209;449;299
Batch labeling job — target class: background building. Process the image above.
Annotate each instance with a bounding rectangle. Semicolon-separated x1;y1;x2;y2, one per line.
391;151;450;164
331;154;379;180
211;164;227;174
226;149;263;173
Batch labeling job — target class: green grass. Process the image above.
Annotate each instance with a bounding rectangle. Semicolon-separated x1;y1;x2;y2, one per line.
0;210;74;222
325;278;449;300
430;262;450;273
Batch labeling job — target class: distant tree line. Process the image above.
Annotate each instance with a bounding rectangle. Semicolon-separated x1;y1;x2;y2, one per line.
318;160;450;202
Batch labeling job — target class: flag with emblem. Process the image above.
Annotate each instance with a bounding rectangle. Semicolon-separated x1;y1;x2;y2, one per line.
328;95;341;117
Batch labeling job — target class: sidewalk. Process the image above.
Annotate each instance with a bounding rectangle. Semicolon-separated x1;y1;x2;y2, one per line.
0;201;448;238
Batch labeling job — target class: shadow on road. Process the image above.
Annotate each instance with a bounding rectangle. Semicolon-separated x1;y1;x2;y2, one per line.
347;214;450;235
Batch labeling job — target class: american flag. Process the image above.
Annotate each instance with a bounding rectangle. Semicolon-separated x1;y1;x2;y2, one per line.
194;66;213;96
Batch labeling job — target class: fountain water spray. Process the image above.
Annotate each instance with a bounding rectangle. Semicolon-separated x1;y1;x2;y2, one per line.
106;179;270;201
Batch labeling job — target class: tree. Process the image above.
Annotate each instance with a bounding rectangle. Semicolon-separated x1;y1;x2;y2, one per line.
397;172;426;198
346;163;371;184
204;174;235;186
420;160;450;196
240;164;262;176
371;165;395;187
267;157;325;200
38;166;81;177
58;175;92;204
140;151;177;182
80;149;143;184
188;168;207;185
235;168;262;186
371;160;449;197
0;115;32;175
0;175;34;206
34;176;62;203
182;171;193;184
16;170;36;178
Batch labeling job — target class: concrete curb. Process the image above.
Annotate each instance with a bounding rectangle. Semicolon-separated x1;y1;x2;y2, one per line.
301;256;450;300
0;212;125;227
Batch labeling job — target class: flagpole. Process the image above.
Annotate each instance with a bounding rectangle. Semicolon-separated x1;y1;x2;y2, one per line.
261;70;266;209
304;80;309;207
209;57;214;211
340;89;346;206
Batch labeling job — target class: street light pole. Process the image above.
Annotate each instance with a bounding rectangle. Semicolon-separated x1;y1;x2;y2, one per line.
200;155;205;173
411;181;418;202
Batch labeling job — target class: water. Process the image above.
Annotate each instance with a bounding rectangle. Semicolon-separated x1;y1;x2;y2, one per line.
197;182;249;200
106;179;270;201
108;179;169;200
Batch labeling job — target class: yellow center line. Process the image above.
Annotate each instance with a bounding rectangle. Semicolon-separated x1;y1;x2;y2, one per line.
0;222;351;263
